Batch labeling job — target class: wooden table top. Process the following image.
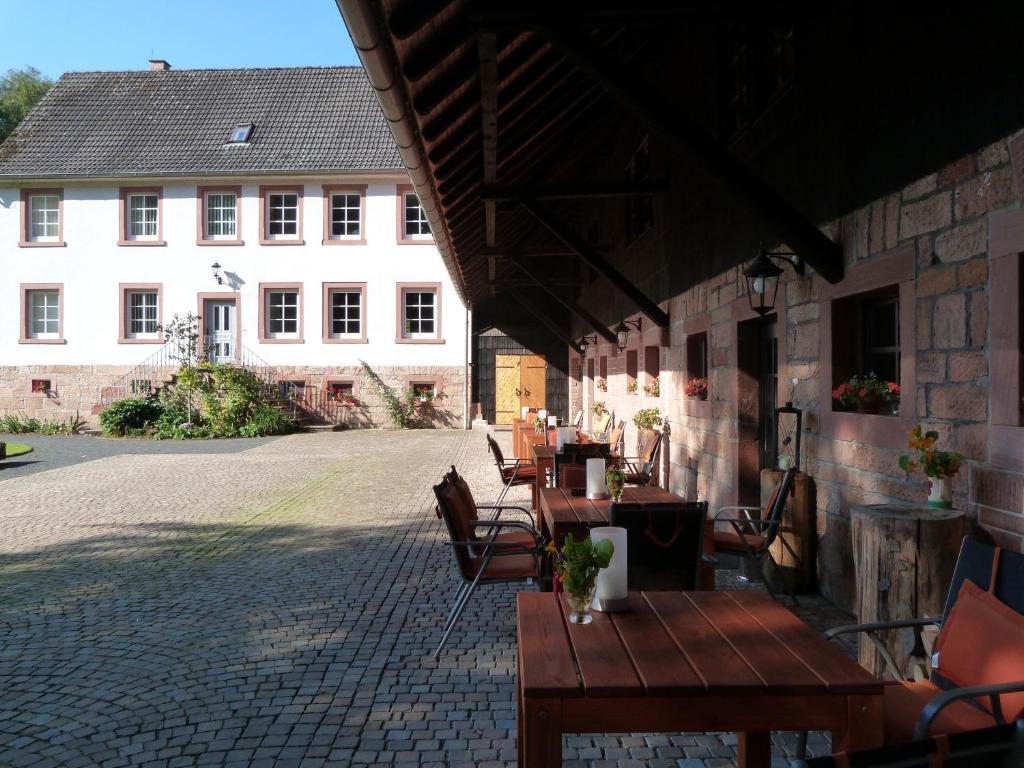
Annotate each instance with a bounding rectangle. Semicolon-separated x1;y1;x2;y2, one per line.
517;590;882;700
541;486;683;524
532;445;555;460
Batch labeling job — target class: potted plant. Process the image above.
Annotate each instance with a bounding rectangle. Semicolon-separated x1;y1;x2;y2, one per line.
643;376;660;397
592;401;607;417
547;533;614;625
684;377;707;400
606;461;627;502
626;379;638;394
596;377;608;392
533;416;546;433
832;373;900;414
899;425;963;509
632;408;662;431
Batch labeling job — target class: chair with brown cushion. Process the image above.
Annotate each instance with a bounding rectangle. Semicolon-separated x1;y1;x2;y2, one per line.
793;719;1024;768
559;463;587;489
607;419;626;457
590;411;611;441
795;536;1024;758
711;468;799;601
553;442;610;488
433;465;544;657
623;429;663;486
486;432;538;507
610;500;708;590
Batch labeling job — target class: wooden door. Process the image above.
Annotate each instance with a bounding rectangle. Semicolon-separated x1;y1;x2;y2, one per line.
494;354;547;425
519;355;546;410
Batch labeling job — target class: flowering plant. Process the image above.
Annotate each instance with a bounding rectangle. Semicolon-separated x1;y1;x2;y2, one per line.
533;417;546;433
831;373;900;412
546;533;614;597
899;425;962;479
606;460;627;501
591;401;607;417
643;376;660;397
596;377;608;392
632;408;662;431
327;389;357;406
684;377;707;399
626;379;638;394
31;379;51;394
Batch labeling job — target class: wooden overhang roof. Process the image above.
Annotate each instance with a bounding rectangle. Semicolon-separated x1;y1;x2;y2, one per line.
338;0;842;339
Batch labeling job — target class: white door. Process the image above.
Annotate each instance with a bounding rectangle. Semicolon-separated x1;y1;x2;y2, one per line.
205;300;235;363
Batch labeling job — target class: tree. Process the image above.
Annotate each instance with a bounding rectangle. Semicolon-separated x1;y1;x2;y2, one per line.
0;67;53;143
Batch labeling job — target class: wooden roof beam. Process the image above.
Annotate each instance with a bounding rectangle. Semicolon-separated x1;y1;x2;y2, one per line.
517;195;670;327
483;180;667;201
479;32;499;247
539;24;843;284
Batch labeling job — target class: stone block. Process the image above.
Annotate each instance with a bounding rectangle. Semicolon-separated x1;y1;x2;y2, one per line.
927;384;987;421
948;351;987;381
953;166;1015;221
902;173;938;201
884;194;901;250
917;266;957;297
969;291;988;347
931;293;967;349
900;193;952;240
869;200;886;254
917;352;946;383
933;220;986;263
938;155;976;187
977;139;1010;170
956;259;988;289
916;299;933;350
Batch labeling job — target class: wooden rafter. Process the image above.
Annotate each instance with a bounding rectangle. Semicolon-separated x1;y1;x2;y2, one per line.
505;286;583;353
478;32;499;247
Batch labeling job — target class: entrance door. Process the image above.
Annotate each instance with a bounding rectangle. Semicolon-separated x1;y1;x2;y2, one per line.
204;300;236;363
737;317;779;507
494;354;547;424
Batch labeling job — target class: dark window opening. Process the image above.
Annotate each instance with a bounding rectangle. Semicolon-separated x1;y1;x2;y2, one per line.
625;350;638;392
832;286;901;411
686;332;708;382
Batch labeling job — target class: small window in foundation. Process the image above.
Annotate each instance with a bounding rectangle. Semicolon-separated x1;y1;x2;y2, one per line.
31;378;52;394
685;332;708;399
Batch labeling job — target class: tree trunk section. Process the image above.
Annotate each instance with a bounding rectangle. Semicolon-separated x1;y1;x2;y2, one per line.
851;505;967;679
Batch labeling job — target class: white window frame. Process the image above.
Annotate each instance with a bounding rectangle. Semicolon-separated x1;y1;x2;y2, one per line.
126;290;160;339
266;290;300;339
29;195;60;242
29;290;60;339
402;191;431;240
403;289;437;339
329;289;362;339
265;191;299;240
204;191;237;240
127;193;160;240
329;192;362;241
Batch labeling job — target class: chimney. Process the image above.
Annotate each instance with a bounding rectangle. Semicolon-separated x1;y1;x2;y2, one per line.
148;59;171;71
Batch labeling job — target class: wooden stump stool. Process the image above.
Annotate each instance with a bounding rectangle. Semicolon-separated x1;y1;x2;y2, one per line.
851;505;967;679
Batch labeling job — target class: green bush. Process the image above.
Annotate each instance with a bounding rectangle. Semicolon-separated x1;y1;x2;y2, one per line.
99;398;165;436
238;403;292;437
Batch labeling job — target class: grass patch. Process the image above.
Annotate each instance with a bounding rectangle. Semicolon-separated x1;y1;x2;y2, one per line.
3;442;33;458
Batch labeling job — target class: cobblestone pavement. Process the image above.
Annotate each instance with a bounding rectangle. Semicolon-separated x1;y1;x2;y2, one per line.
0;434;282;480
0;429;852;767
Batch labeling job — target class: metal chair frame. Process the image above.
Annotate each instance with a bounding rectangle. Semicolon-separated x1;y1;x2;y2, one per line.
486;433;534;507
622;429;663;487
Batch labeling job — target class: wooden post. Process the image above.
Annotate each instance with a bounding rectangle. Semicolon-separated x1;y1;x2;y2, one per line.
851;505;967;679
762;469;816;594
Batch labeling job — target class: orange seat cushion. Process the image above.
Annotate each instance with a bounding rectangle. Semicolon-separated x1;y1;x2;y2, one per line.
713;530;767;553
501;465;537;484
931;579;1024;721
468;552;538;580
883;679;995;745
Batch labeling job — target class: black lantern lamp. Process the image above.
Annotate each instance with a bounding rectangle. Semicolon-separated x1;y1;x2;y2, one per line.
577;334;597;362
614;318;642;351
211;262;224;286
743;247;802;316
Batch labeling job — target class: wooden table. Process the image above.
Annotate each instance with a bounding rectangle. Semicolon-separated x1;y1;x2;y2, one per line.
530;445;555;511
516;590;884;768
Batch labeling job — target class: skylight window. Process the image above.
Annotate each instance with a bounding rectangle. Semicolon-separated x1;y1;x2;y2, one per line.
228;123;254;144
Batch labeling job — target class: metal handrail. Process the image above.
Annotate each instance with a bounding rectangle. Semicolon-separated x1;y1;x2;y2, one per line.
98;340;178;406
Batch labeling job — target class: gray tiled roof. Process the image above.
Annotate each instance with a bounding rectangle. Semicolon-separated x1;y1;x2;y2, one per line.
0;66;403;178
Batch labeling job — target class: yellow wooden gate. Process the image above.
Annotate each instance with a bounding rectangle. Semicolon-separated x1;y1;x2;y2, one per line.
494;354;546;424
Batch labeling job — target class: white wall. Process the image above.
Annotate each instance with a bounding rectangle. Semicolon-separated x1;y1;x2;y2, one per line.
0;175;467;368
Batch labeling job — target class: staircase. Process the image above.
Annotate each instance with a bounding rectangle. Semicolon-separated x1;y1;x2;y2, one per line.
94;344;343;432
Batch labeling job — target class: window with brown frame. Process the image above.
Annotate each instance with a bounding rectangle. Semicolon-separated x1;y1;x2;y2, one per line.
831;286;901;411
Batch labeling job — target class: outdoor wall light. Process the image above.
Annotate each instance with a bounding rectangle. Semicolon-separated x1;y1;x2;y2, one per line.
578;334;598;352
211;262;224;285
743;246;802;316
614;318;642;351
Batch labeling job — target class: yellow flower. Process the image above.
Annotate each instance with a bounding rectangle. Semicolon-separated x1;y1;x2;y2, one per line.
544;541;559;555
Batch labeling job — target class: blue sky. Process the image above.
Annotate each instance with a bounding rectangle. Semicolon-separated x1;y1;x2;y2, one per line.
0;0;360;79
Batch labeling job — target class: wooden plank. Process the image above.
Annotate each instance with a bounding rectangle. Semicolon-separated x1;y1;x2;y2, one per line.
686;592;827;694
478;32;498;247
610;593;704;694
643;592;763;693
727;592;881;694
559;594;643;697
573;495;608;526
516;593;581;698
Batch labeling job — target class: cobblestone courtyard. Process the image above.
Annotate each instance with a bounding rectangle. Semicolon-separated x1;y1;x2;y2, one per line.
0;430;848;767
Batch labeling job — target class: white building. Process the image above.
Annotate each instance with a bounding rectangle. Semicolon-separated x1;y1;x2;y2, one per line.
0;63;470;428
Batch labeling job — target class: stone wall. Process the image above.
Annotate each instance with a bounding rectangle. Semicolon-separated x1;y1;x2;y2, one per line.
0;364;469;430
572;134;1024;612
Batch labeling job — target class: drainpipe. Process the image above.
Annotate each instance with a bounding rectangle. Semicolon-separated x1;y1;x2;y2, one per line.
464;306;472;429
336;0;469;306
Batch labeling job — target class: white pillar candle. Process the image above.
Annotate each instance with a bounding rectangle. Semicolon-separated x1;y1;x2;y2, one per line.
547;415;558;428
555;426;575;452
521;406;530;419
591;526;628;611
538;409;548;422
585;457;607;499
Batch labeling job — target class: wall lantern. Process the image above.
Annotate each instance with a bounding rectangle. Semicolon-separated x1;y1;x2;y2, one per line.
614;318;642;351
578;334;597;353
743;247;802;316
211;262;224;285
